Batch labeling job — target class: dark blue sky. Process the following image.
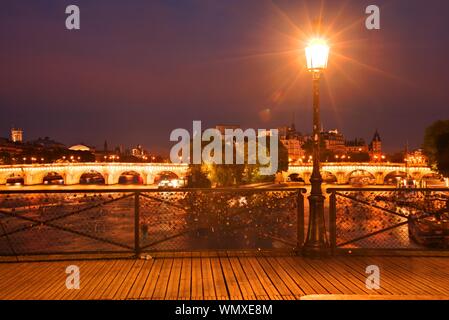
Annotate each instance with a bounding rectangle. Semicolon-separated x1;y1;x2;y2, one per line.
1;0;448;154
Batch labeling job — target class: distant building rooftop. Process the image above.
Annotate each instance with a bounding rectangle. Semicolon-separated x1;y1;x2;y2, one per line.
69;144;92;152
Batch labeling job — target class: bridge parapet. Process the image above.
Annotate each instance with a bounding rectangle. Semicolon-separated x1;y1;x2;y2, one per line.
288;163;435;185
0;163;189;185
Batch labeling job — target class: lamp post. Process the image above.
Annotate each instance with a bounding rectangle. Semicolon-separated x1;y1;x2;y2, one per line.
303;38;330;256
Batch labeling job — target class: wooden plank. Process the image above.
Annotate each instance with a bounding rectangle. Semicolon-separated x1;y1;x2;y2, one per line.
114;259;146;299
8;262;58;300
127;259;156;299
74;261;117;299
219;257;243;300
282;257;331;295
210;257;228;300
359;257;439;295
342;257;421;295
246;257;282;300
305;259;367;295
228;257;256;300
4;256;449;300
337;257;405;295
165;258;182;300
331;258;392;295
256;257;299;298
151;258;174;299
201;258;216;300
4;262;57;299
238;258;270;300
0;263;32;293
45;260;100;300
56;260;103;300
366;257;449;296
178;258;192;300
139;259;164;299
27;262;87;300
265;257;309;298
100;260;136;299
0;263;41;299
191;258;203;299
388;257;449;295
85;260;124;299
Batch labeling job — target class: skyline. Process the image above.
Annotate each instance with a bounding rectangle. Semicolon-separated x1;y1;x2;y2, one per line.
1;0;449;154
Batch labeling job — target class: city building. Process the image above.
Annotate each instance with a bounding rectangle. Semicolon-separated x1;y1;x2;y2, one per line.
369;130;383;161
69;144;94;152
10;128;23;143
321;129;346;153
131;144;150;160
345;138;368;153
406;149;428;165
278;123;305;163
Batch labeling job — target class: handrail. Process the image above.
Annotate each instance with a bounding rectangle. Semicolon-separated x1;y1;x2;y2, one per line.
0;187;307;195
327;187;449;193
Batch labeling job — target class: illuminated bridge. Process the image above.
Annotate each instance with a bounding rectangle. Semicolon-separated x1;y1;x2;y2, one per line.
0;162;437;186
0;163;189;185
288;163;436;185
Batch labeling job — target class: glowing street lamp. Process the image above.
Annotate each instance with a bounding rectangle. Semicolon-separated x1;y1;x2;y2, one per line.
303;37;330;256
305;38;330;72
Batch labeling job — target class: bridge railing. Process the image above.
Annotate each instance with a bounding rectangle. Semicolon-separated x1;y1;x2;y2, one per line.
0;188;306;259
327;188;449;254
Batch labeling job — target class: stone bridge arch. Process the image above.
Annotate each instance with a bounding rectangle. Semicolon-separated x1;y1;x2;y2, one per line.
346;169;376;185
0;170;24;185
383;171;408;185
22;168;67;185
153;171;180;184
78;170;106;185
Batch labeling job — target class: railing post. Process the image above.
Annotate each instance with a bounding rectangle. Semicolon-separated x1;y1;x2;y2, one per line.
134;191;140;257
297;189;305;253
329;191;337;255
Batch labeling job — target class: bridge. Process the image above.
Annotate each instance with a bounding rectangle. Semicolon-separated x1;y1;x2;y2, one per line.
0;162;437;186
288;163;436;185
1;187;449;300
0;163;189;185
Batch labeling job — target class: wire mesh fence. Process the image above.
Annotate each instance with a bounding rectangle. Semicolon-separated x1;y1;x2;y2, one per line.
0;188;305;257
328;188;449;252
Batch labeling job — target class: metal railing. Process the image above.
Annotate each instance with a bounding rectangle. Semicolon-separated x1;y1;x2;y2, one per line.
328;188;449;254
0;188;306;258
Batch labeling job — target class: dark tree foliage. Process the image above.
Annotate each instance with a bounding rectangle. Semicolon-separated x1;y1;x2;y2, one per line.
435;132;449;177
186;165;211;188
348;152;370;162
423;120;449;176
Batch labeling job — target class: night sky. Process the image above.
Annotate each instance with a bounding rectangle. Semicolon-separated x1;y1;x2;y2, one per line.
1;0;449;154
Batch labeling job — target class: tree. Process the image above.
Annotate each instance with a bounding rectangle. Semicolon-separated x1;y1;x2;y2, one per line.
349;152;370;162
387;151;405;163
435;132;449;177
423;120;449;176
186;165;211;188
207;137;288;187
302;138;335;162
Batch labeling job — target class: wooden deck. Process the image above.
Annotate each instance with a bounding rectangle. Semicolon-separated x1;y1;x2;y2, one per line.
1;254;449;300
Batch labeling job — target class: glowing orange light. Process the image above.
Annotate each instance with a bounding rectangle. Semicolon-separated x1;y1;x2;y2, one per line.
305;38;330;72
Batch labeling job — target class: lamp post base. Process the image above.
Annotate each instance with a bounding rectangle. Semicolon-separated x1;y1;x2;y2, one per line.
302;241;330;257
302;194;330;257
